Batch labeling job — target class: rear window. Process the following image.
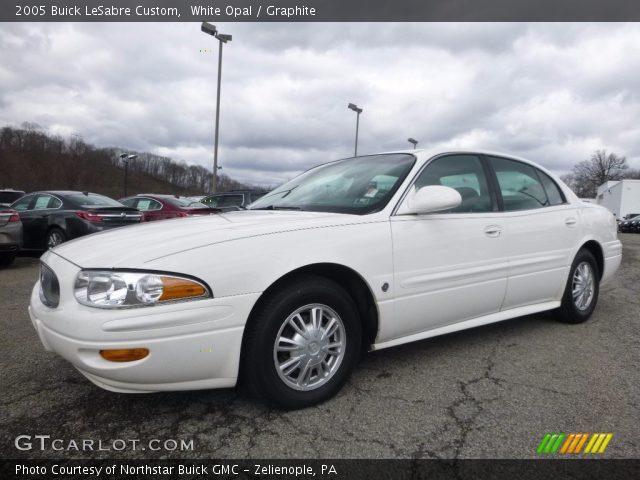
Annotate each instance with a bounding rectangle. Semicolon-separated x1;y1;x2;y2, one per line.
0;191;25;204
165;197;207;208
538;171;565;206
67;193;124;208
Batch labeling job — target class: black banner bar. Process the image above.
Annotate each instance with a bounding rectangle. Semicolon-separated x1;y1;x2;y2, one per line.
2;0;640;22
2;459;640;480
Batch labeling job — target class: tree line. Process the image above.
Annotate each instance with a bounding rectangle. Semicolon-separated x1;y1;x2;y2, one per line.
2;123;636;201
0;123;250;199
560;150;640;198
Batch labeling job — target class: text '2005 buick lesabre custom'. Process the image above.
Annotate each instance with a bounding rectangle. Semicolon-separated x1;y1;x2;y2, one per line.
29;150;622;408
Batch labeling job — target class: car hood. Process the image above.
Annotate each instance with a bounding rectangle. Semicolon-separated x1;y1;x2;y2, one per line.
51;210;371;268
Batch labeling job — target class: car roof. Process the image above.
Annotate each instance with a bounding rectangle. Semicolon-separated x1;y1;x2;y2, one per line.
133;194;184;199
31;190;101;196
204;190;264;196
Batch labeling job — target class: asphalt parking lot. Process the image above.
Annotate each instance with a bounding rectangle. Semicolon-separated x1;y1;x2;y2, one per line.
1;237;638;460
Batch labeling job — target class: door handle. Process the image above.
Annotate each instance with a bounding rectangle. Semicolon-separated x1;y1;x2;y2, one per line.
484;225;502;238
565;217;578;227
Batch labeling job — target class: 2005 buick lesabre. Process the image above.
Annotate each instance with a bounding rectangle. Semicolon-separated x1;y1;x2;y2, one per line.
30;150;622;408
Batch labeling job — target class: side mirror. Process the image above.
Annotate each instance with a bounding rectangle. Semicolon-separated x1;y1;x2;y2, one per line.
397;185;462;215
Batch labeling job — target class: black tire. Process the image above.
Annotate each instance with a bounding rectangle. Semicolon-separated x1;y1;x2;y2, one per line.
0;253;16;266
242;274;362;409
556;249;600;324
46;228;66;249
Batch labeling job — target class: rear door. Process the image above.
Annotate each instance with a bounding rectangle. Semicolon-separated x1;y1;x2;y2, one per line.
31;194;63;248
486;155;580;309
387;154;508;342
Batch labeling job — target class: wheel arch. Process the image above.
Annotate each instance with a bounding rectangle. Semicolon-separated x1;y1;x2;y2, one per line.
239;263;379;372
578;239;604;280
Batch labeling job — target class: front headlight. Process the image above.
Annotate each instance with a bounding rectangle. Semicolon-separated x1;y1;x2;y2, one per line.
74;270;210;308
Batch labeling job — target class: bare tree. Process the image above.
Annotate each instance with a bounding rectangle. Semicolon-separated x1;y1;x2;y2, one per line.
559;173;577;193
570;150;628;198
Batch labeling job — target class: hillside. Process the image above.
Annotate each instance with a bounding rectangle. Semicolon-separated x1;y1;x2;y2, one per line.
0;124;249;199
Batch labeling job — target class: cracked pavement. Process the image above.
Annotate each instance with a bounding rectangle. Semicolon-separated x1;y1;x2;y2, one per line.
1;236;638;459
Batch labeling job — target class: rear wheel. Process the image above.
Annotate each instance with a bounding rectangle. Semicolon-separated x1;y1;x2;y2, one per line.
46;228;66;249
556;249;599;324
242;274;361;409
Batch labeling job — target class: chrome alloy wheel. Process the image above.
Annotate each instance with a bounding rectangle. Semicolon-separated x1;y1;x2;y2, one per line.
273;304;346;391
47;231;64;248
572;261;595;311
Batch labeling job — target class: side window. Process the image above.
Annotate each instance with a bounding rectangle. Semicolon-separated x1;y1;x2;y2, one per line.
538;171;565;206
120;198;136;208
488;157;548;211
11;195;33;211
135;198;162;211
221;195;244;207
34;194;59;210
413;155;493;213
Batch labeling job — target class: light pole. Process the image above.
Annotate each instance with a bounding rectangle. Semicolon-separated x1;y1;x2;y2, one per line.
348;103;363;157
408;138;418;149
120;153;137;197
201;22;232;193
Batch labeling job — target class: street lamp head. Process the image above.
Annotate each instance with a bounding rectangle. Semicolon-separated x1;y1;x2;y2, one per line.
201;22;218;37
217;33;232;43
408;138;418;147
128;154;138;160
348;103;362;114
119;153;128;160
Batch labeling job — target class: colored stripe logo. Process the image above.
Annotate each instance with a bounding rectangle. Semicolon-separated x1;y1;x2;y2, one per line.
537;433;612;454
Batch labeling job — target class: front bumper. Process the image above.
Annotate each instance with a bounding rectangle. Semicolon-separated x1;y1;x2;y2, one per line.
29;252;261;393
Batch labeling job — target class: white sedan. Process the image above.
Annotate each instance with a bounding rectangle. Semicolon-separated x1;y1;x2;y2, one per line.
30;150;622;408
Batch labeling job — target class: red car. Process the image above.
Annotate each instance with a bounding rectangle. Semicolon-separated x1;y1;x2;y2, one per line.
119;194;220;222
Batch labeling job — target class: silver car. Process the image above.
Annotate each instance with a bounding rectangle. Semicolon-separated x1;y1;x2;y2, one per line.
0;209;23;266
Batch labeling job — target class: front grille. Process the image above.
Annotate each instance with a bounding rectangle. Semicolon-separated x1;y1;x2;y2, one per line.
39;262;60;308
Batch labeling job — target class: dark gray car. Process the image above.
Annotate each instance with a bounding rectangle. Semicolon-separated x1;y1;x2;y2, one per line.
0;209;23;266
201;190;267;211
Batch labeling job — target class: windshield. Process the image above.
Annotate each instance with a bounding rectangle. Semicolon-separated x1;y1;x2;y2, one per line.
249;154;416;215
67;193;124;208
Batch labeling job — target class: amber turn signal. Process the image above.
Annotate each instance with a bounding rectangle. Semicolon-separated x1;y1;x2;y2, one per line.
100;348;149;362
159;276;207;301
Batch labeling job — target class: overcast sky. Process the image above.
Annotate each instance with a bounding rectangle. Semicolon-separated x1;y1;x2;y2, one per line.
1;22;639;186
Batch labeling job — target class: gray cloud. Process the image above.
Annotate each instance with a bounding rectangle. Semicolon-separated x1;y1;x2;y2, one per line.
1;22;639;187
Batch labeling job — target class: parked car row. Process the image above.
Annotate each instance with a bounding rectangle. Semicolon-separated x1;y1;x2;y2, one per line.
0;188;266;266
618;214;640;233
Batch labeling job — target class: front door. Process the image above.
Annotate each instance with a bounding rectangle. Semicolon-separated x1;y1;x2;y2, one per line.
385;154;508;343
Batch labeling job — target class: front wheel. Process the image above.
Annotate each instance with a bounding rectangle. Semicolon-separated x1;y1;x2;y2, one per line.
556;249;600;324
242;275;362;409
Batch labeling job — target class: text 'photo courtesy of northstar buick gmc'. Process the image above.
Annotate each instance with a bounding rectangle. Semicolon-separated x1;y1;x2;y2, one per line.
29;150;622;409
